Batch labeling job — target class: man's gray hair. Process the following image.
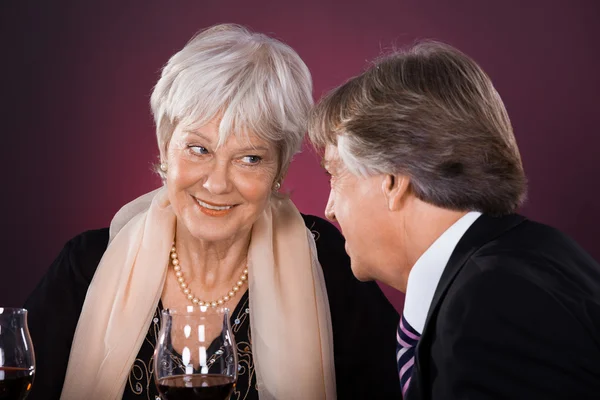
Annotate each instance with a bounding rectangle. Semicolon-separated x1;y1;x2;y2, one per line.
309;41;527;216
151;23;313;182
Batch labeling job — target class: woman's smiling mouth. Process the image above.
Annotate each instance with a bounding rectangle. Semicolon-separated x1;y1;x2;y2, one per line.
194;197;237;216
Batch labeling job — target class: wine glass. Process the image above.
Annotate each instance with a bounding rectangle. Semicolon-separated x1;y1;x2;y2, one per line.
154;306;237;400
0;308;35;400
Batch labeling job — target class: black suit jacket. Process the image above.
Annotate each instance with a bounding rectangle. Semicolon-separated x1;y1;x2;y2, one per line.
407;214;600;400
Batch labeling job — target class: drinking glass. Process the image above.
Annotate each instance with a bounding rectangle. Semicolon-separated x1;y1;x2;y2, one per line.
0;307;35;400
154;306;237;400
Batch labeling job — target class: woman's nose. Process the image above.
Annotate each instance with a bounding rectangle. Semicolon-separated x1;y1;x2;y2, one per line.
202;161;231;194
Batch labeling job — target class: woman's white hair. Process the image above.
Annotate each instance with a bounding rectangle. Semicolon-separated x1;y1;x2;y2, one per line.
151;23;313;182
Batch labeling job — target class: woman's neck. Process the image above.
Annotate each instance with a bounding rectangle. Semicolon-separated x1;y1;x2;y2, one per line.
174;223;251;290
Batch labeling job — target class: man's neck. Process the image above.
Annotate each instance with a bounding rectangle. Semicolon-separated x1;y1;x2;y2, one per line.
387;201;468;292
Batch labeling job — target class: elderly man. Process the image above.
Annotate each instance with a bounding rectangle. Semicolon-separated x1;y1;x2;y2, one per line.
308;41;600;399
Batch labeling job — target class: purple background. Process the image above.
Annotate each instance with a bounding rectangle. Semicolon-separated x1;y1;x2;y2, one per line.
1;0;599;313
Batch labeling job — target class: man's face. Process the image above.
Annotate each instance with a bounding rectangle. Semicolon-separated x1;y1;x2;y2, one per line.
322;145;397;281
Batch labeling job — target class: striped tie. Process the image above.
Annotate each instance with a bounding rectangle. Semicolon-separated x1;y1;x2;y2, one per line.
396;315;421;397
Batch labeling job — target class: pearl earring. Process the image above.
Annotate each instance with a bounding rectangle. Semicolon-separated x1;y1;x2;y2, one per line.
160;163;168;172
274;182;281;191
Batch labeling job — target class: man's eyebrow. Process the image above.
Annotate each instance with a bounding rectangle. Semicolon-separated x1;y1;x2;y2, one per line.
322;156;340;169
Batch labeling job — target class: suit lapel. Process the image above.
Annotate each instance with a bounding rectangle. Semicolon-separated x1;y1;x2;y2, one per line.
423;213;525;329
408;213;526;399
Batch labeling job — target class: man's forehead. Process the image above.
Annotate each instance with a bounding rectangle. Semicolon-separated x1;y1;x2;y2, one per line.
323;145;341;168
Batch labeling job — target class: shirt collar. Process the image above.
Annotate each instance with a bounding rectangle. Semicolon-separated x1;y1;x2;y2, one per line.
402;211;482;333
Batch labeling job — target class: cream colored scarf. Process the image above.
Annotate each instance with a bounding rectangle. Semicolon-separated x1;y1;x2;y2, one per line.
60;188;336;399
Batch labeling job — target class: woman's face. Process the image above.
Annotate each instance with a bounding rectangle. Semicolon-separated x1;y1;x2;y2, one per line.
164;119;279;243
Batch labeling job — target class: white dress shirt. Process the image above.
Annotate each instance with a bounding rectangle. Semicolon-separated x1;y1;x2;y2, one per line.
402;211;482;334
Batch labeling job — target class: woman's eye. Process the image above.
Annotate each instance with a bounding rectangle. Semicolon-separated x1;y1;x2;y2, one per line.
241;155;262;164
189;146;209;155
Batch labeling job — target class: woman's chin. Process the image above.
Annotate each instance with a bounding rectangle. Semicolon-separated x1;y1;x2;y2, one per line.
350;262;373;282
178;217;250;244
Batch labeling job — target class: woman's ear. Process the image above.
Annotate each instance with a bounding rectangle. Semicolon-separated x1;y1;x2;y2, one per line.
381;174;410;211
278;163;289;183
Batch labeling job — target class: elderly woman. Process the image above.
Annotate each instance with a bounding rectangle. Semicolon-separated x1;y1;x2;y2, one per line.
24;24;401;400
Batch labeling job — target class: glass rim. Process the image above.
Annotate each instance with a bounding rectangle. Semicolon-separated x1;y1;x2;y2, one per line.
161;306;230;316
0;307;27;314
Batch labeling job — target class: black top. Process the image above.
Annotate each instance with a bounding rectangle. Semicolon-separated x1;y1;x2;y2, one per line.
407;214;600;400
25;214;401;399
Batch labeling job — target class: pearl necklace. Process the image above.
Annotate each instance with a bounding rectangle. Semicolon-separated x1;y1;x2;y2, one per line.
170;242;248;307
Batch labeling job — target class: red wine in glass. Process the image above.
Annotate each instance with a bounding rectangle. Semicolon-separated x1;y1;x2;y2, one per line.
157;374;235;400
0;367;34;400
154;306;237;400
0;308;36;400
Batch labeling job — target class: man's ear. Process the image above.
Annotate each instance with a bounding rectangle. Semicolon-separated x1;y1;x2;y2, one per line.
381;174;410;211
